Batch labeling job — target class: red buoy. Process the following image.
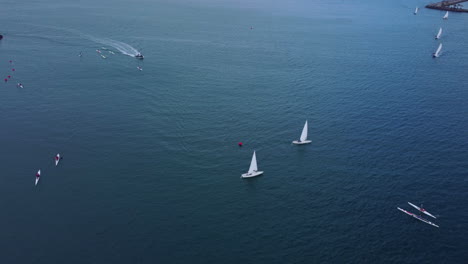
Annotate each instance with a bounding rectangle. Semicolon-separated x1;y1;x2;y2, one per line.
4;78;7;82
12;68;15;71
238;142;243;147
7;75;11;79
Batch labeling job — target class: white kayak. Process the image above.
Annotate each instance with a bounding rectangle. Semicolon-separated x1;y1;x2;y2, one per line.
55;154;60;166
408;202;437;219
35;170;41;186
397;207;439;228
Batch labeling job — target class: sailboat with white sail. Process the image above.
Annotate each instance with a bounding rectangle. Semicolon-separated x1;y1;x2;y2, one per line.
435;27;442;40
414;7;419;15
292;120;312;145
433;43;442;58
241;151;263;178
443;11;449;20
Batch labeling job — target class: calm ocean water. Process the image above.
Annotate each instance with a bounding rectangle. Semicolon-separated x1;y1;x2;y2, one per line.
1;0;467;263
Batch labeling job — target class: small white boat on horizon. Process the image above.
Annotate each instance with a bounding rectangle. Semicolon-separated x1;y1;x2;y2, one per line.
443;11;449;20
241;151;264;178
292;120;312;145
433;43;442;58
435;27;442;40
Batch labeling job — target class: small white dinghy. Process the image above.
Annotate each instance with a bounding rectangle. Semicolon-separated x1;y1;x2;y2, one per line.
435;27;442;40
433;43;442;58
443;11;449;20
292;120;312;145
241;151;264;178
55;154;60;166
414;7;419;15
35;170;41;186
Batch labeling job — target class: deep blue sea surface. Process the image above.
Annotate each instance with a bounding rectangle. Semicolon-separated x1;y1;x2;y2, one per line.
1;0;467;263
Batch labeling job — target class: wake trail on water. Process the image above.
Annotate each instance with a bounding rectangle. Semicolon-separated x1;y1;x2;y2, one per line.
87;37;140;57
16;23;141;57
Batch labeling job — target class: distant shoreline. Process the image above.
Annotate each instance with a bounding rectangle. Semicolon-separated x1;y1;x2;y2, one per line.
426;0;468;12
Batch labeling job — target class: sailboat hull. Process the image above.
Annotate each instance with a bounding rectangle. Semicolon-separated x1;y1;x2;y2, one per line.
241;171;264;178
292;140;312;145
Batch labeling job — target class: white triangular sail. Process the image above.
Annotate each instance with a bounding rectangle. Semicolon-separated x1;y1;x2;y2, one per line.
434;43;442;57
300;121;308;142
414;7;418;14
436;28;442;39
443;11;448;19
248;151;258;174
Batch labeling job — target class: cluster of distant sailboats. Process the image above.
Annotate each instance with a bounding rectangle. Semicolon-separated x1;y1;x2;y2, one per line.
414;7;449;58
241;121;310;178
35;154;61;186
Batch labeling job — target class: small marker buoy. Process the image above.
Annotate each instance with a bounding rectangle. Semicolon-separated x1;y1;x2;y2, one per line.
4;78;7;82
238;142;243;147
12;68;15;71
7;75;11;79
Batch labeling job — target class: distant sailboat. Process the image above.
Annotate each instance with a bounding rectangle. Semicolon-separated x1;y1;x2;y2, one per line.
292;120;312;145
443;11;449;20
414;7;419;15
435;27;442;40
433;43;442;58
241;151;264;178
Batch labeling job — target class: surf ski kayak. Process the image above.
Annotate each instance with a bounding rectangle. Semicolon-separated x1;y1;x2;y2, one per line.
55;154;60;166
397;207;439;228
35;170;41;186
408;202;436;219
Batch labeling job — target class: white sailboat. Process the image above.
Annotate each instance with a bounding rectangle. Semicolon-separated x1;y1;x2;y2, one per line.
443;11;449;20
433;43;442;58
241;151;264;178
414;7;419;15
55;154;60;166
435;27;442;40
292;120;312;145
35;170;41;186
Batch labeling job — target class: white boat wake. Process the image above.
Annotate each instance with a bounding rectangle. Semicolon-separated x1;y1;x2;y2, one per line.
14;24;142;57
88;37;140;57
